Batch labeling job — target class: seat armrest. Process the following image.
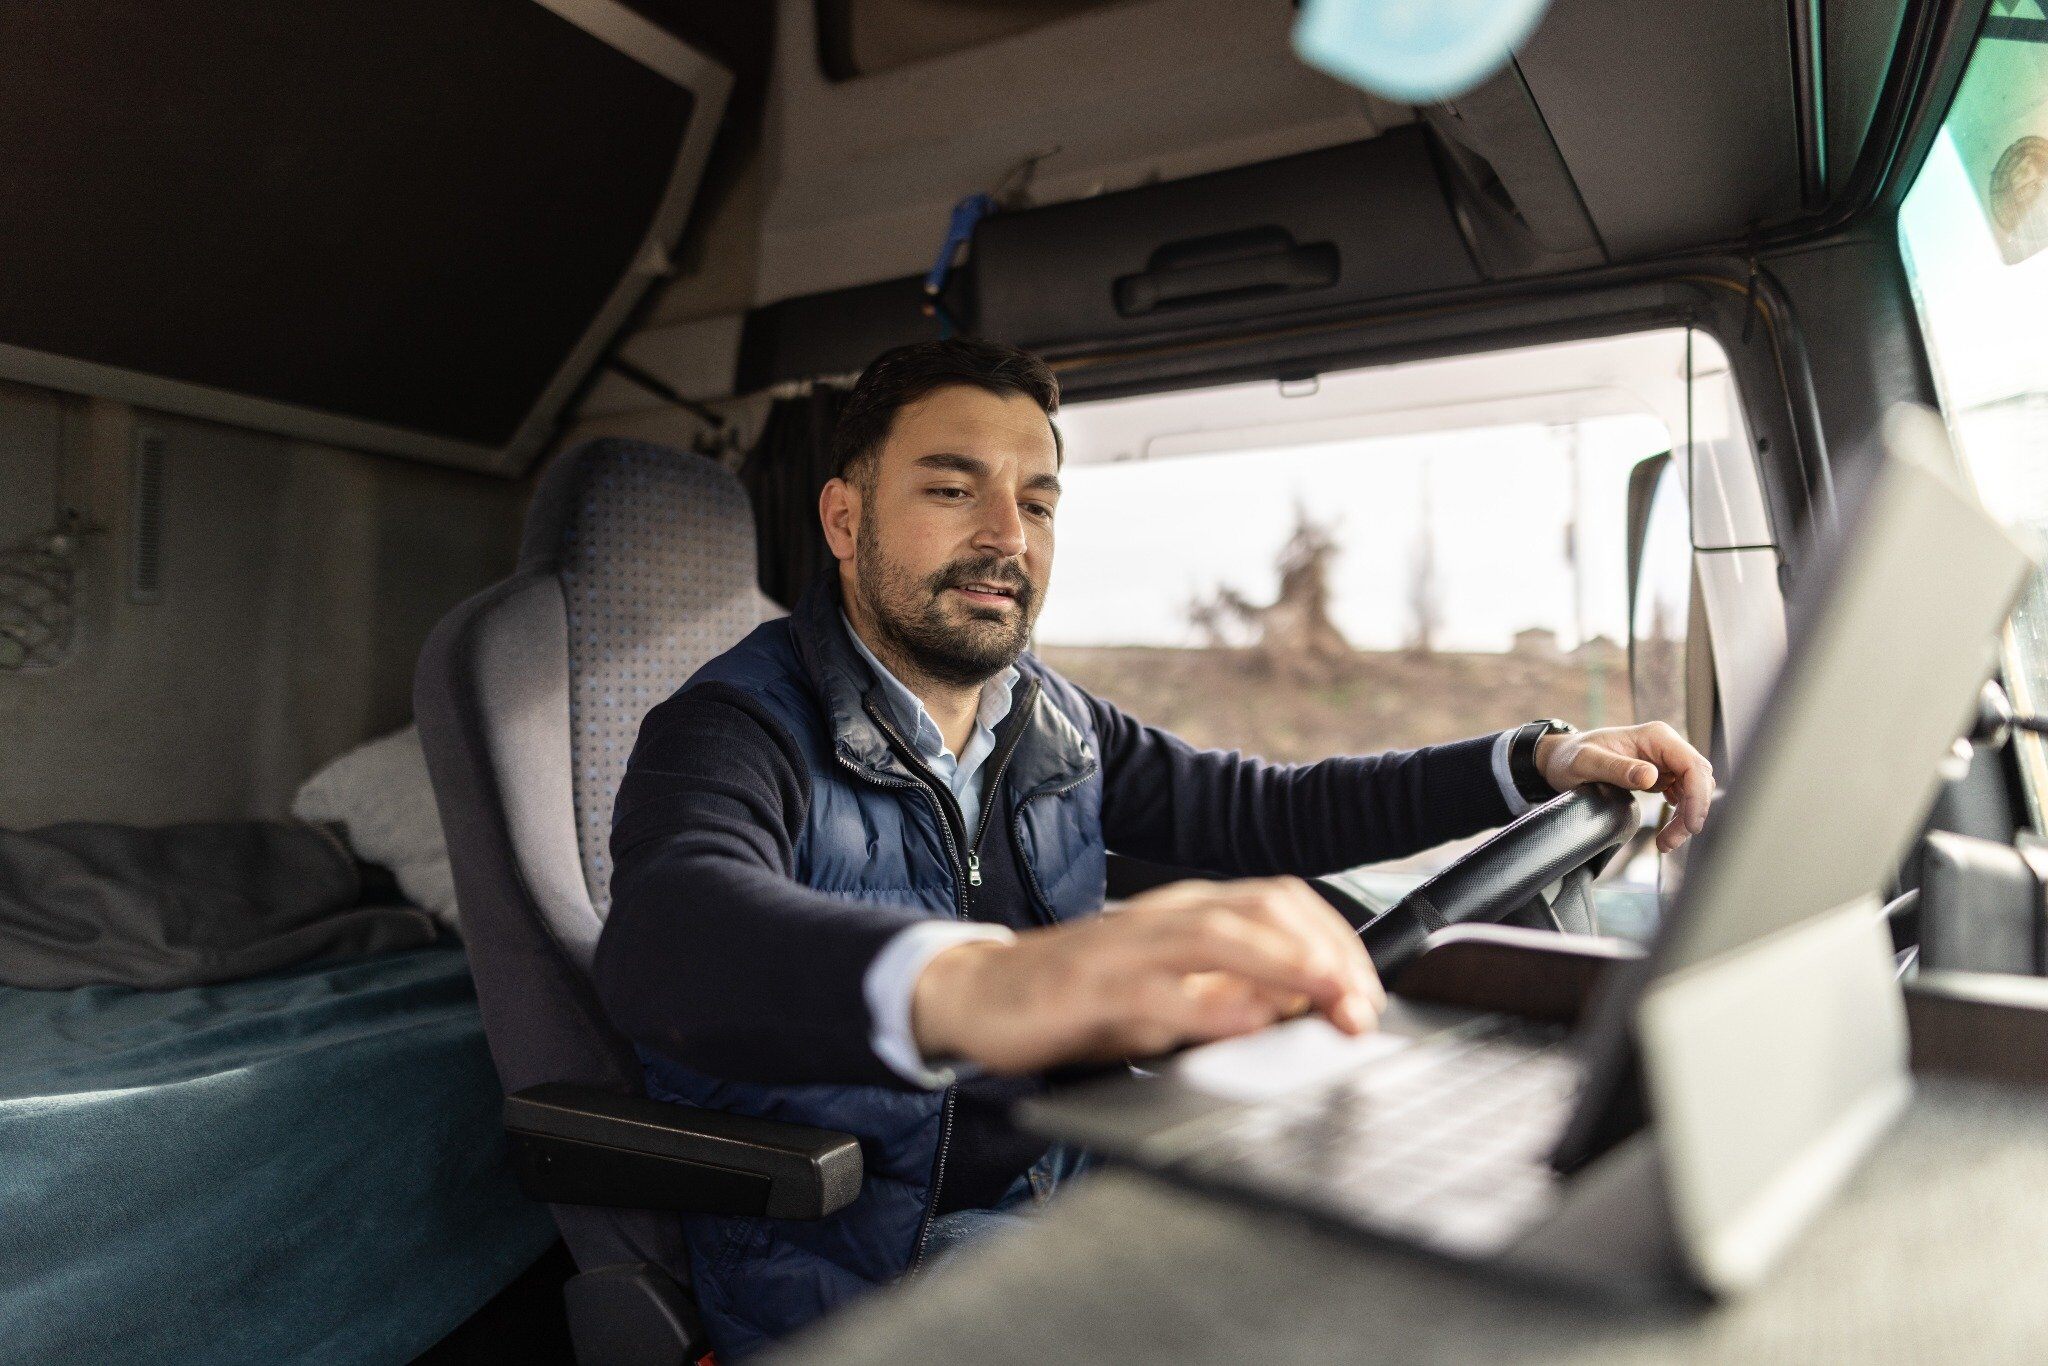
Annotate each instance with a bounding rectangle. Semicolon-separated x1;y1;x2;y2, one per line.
1392;923;1643;1023
504;1083;864;1220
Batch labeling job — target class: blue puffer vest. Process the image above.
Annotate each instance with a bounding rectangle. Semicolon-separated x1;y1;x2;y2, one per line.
635;573;1106;1357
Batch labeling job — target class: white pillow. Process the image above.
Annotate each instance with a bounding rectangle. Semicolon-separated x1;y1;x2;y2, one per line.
292;723;460;934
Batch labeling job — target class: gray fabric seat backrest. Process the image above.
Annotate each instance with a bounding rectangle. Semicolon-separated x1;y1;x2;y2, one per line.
534;438;780;948
414;437;779;1281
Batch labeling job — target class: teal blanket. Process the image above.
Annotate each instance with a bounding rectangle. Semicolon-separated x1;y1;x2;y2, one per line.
0;942;557;1364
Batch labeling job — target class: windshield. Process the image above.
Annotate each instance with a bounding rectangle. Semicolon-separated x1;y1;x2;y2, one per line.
1038;329;1752;933
1899;11;2048;825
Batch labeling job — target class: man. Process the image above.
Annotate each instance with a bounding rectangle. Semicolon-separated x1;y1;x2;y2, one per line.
593;338;1714;1356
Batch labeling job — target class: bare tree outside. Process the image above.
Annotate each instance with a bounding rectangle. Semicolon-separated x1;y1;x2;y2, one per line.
1187;499;1351;681
1407;465;1441;655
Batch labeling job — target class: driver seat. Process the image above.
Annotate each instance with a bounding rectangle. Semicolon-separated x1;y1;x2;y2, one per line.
415;438;863;1366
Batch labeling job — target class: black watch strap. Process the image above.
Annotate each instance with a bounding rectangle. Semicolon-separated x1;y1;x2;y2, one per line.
1509;719;1573;804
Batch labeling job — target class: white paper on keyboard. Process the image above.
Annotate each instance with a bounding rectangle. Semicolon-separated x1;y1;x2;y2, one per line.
1172;1018;1412;1103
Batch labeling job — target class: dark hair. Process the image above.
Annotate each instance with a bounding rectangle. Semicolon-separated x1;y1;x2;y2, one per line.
830;337;1062;486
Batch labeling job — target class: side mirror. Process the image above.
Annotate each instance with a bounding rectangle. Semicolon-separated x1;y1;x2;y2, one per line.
1625;447;1716;758
1618;450;1701;894
1624;450;1673;720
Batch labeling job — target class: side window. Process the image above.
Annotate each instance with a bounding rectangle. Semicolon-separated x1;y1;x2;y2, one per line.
1037;330;1723;908
1899;20;2048;825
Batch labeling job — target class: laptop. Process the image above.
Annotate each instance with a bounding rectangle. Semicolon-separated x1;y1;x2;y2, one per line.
1019;404;2039;1298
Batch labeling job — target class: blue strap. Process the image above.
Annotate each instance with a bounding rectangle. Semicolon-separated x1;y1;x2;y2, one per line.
925;192;996;299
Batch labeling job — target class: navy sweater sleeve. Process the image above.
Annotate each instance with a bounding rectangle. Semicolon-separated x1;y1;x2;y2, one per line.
1083;687;1515;877
593;676;1520;1090
592;683;929;1089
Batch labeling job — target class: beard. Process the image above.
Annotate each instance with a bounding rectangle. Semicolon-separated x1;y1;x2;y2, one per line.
853;515;1040;688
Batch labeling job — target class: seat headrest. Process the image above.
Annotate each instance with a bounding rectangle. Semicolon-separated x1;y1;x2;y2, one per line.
525;438;778;918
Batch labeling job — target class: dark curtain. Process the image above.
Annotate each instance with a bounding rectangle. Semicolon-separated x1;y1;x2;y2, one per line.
740;385;848;610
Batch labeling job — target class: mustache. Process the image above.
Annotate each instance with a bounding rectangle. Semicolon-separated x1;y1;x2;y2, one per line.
929;558;1033;603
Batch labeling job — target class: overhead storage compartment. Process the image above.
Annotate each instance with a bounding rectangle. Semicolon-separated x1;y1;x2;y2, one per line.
971;128;1484;352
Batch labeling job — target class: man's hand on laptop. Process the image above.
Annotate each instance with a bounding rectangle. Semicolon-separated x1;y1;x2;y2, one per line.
911;876;1384;1075
1534;720;1715;853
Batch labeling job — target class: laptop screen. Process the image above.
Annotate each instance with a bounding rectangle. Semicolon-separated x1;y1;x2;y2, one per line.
1653;405;2034;975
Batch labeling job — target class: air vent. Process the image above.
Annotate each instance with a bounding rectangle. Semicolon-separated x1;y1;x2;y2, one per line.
128;428;166;604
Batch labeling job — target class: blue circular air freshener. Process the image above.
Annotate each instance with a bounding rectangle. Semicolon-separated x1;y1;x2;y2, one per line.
1293;0;1554;104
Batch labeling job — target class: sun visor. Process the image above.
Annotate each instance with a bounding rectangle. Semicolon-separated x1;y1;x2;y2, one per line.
971;129;1483;353
0;1;728;474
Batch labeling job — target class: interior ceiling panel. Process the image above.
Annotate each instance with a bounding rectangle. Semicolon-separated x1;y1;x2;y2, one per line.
1515;0;1805;259
755;0;1406;304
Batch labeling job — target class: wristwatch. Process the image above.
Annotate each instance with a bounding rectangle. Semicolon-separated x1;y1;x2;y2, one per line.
1509;718;1575;805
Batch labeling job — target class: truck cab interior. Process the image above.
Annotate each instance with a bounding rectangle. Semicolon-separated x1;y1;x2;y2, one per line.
6;2;2048;1363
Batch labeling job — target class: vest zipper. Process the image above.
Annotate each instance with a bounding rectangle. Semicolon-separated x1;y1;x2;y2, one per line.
858;702;975;890
959;679;1037;893
831;736;966;1271
861;681;1041;909
850;681;1040;1272
909;1088;958;1275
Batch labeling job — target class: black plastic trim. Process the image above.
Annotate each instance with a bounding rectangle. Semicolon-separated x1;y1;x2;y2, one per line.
735;273;953;394
504;1082;864;1221
563;1262;708;1366
512;1131;772;1217
1837;0;1988;222
1919;830;2048;975
1790;0;1829;209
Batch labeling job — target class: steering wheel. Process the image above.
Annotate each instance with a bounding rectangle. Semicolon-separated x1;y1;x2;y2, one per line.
1354;784;1640;982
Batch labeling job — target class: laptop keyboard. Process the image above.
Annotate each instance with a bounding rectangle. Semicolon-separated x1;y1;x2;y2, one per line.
1171;1016;1580;1254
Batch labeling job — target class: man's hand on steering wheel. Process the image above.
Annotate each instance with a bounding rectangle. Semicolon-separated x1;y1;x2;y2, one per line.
1533;720;1714;854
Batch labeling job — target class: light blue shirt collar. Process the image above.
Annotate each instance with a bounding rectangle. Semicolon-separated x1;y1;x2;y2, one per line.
841;610;1018;838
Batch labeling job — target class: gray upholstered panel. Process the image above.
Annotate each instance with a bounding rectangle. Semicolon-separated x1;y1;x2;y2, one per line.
548;440;779;923
473;573;602;966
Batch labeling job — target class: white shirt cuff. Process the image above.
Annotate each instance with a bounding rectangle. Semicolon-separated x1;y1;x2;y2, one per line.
864;920;1017;1088
1492;728;1536;818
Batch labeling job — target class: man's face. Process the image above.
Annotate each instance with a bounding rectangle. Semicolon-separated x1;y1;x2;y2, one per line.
826;384;1061;687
